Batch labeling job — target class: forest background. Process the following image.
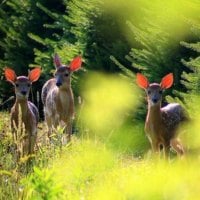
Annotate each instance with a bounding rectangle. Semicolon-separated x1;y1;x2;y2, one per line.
1;0;200;199
0;0;200;116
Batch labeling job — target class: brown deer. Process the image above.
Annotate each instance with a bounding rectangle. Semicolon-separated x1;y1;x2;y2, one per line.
4;67;41;155
41;54;82;142
136;73;186;157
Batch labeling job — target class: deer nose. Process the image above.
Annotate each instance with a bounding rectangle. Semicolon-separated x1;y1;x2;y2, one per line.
21;91;27;95
152;98;158;103
56;81;62;87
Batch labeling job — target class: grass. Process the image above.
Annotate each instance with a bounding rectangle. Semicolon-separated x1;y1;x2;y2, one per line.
1;110;200;200
1;74;200;200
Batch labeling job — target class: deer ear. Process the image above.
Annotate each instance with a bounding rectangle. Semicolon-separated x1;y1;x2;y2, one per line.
160;73;173;89
4;67;17;83
28;67;41;82
54;53;62;68
136;73;149;89
69;56;82;72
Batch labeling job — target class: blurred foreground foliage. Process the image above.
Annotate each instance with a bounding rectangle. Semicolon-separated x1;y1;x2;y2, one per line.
0;0;200;120
1;0;200;199
1;73;200;199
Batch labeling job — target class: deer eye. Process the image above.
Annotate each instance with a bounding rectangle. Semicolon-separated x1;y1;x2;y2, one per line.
15;83;19;87
147;90;151;95
159;90;162;94
27;83;31;87
65;73;69;77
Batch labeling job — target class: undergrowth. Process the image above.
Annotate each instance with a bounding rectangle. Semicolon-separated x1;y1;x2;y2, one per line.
0;109;200;200
1;75;200;200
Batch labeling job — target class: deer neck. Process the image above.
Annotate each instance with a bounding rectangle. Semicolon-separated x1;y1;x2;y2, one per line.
15;99;29;118
146;102;162;124
58;78;72;92
58;85;72;96
56;84;74;118
57;84;73;108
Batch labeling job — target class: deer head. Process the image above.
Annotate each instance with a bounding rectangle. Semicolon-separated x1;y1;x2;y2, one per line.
136;73;173;106
53;54;82;89
4;68;41;100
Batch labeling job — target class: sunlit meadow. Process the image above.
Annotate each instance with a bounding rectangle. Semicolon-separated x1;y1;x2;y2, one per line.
1;0;200;199
21;89;200;200
1;72;200;199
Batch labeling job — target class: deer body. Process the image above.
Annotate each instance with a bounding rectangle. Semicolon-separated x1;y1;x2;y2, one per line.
137;73;185;157
11;100;39;136
11;100;39;154
42;54;82;141
5;68;41;155
42;78;74;136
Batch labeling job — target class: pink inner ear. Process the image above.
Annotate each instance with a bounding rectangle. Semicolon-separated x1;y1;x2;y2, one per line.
4;68;16;82
161;73;173;89
69;56;82;71
136;73;149;89
54;53;62;68
29;68;41;82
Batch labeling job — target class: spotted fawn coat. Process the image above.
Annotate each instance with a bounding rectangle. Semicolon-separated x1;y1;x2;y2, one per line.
136;73;187;157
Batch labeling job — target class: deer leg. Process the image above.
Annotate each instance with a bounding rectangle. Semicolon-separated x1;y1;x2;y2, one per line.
11;120;17;142
22;136;29;156
67;121;72;142
64;119;73;142
147;134;159;153
22;131;36;157
170;138;184;156
29;134;36;155
149;138;169;159
163;144;170;159
53;115;59;129
150;140;160;154
45;115;53;138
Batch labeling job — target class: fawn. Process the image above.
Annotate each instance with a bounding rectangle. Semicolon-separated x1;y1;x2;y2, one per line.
41;53;82;141
136;73;186;157
4;67;41;155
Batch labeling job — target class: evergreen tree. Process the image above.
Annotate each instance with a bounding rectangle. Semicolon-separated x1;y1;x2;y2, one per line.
112;0;200;118
28;0;132;97
0;0;133;111
177;19;200;117
30;0;132;72
0;0;62;108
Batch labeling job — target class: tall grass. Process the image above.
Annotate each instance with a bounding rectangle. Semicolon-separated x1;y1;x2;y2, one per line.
21;141;200;200
0;73;200;199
